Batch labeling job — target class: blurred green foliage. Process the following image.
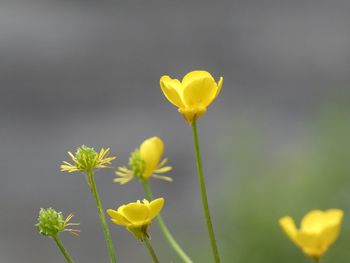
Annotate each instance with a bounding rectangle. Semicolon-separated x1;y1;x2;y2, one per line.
214;106;350;263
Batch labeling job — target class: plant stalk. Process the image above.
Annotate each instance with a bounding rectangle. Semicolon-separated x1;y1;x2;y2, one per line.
144;237;160;263
141;180;193;263
191;120;221;263
88;170;117;263
53;235;74;263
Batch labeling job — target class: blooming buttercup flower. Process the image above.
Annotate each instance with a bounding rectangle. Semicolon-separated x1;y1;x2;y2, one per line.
61;145;116;173
107;198;164;241
114;137;172;184
36;208;80;237
160;70;223;124
279;209;344;261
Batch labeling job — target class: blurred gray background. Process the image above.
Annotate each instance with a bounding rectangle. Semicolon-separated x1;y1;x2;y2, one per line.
1;0;350;262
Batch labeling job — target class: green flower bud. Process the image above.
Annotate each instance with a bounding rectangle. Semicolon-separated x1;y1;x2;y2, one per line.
129;149;145;178
36;208;65;237
75;145;98;171
61;146;116;173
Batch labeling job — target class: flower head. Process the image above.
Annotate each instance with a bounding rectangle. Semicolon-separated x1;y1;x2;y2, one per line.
114;137;172;185
160;70;223;124
36;208;80;237
61;145;116;173
107;198;164;241
279;209;344;261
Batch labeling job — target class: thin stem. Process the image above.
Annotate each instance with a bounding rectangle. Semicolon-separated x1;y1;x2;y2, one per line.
144;237;160;263
191;121;221;263
88;170;117;263
53;235;74;263
141;180;193;263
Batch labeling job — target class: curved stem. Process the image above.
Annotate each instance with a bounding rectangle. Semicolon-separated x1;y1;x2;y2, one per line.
141;180;193;263
191;121;221;263
144;237;160;263
53;235;74;263
88;170;118;263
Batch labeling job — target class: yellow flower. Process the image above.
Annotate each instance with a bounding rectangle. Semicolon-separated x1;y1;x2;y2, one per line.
107;198;164;241
279;209;344;261
61;145;116;173
160;70;223;124
114;137;172;184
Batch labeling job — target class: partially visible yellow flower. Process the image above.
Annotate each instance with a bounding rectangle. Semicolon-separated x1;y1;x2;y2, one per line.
107;198;164;241
114;137;172;184
61;145;116;173
279;209;344;261
160;70;223;124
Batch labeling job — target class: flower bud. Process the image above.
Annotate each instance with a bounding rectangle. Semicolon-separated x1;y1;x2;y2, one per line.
61;145;116;173
36;208;65;237
75;145;98;171
129;150;146;178
114;137;172;185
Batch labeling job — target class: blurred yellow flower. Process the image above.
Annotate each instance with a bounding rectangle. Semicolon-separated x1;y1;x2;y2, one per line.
114;137;172;184
107;198;164;241
160;70;223;124
279;209;344;261
61;145;116;173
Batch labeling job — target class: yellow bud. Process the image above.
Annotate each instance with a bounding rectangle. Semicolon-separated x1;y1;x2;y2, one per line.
140;137;164;179
114;137;172;184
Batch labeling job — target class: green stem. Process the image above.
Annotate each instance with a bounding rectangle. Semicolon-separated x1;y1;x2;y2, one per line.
141;180;193;263
144;237;160;263
53;235;74;263
88;170;117;263
191;121;221;263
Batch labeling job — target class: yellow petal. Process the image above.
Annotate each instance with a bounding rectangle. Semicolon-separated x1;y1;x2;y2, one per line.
148;198;164;220
140;137;164;178
181;71;218;107
296;232;320;248
106;209;131;226
320;224;341;249
301;210;332;233
160;76;185;108
215;77;223;99
297;232;325;259
320;210;344;247
323;209;344;226
120;203;150;226
111;218;129;227
182;70;214;86
279;216;299;244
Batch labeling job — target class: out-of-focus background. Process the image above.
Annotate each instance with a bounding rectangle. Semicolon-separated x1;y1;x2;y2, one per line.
1;0;350;262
